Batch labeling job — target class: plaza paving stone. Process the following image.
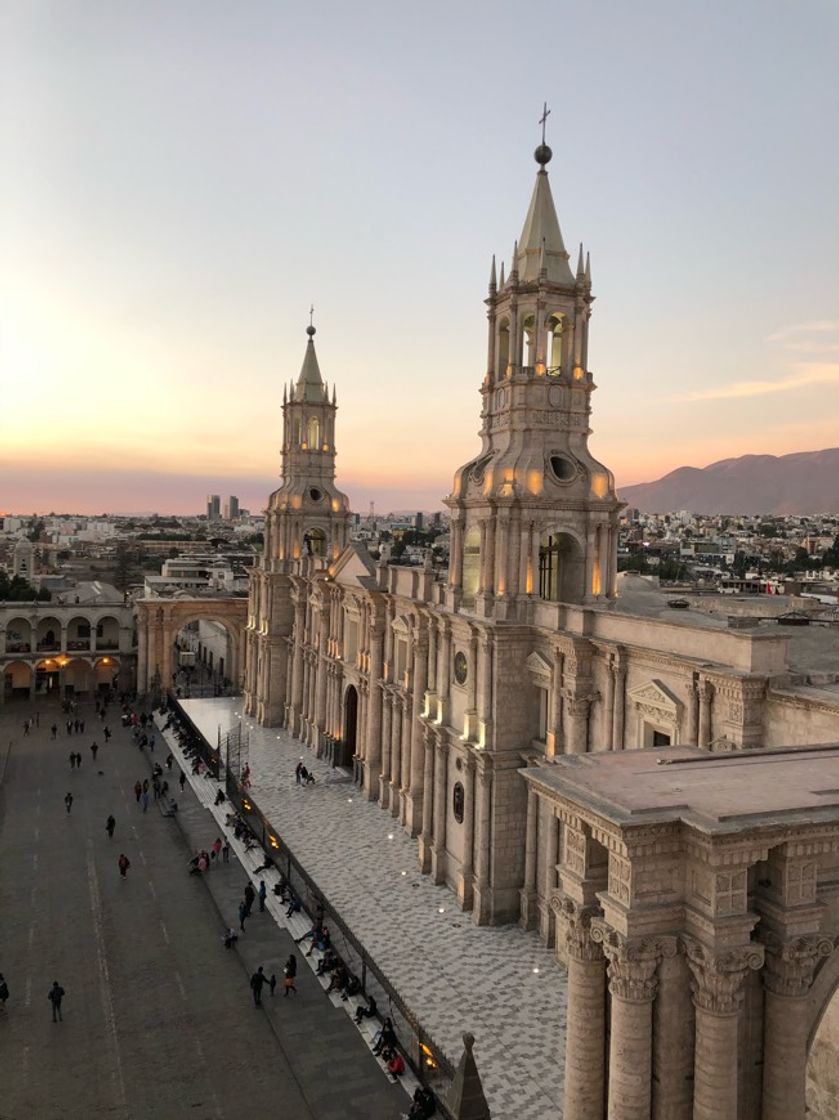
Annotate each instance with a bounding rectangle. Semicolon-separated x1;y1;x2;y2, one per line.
179;696;569;1120
0;699;407;1120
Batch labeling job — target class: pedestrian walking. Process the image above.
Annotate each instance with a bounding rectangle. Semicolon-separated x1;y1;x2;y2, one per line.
238;901;248;932
165;753;173;770
0;972;9;1010
48;981;65;1022
23;720;30;736
118;853;130;878
90;741;99;761
69;752;76;770
134;781;142;803
243;882;255;916
222;839;230;863
250;966;266;1007
140;791;149;813
75;752;82;769
51;723;58;739
64;792;73;815
149;733;156;752
223;926;238;949
295;761;303;785
258;880;267;912
179;770;186;791
211;837;222;862
104;726;111;742
283;954;298;996
106;814;116;839
73;719;80;734
268;973;277;996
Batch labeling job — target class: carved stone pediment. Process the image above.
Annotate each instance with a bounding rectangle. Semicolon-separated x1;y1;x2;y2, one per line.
525;650;553;684
628;678;682;718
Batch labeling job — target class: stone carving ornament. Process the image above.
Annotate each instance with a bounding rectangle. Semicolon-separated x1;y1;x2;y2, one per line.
682;936;765;1013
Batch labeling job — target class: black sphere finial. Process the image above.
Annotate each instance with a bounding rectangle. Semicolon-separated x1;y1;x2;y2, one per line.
534;143;553;168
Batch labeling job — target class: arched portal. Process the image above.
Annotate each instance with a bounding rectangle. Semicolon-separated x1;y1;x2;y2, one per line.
344;684;359;753
538;531;585;602
35;657;61;695
3;660;33;699
173;618;235;698
135;597;247;697
807;957;839;1117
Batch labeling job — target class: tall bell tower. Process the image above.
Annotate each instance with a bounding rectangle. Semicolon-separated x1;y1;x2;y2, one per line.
445;126;622;619
245;320;351;723
264;320;351;566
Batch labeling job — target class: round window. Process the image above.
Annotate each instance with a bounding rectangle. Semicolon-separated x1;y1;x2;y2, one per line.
309;487;323;502
453;651;468;686
549;455;576;482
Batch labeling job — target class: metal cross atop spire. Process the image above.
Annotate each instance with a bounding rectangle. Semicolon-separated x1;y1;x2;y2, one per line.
307;304;316;337
539;102;551;145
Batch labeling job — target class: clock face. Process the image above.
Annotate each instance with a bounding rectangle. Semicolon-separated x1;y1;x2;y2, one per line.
453;651;468;686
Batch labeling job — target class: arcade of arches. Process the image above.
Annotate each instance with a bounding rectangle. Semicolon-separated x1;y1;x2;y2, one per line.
135;598;247;695
523;745;839;1120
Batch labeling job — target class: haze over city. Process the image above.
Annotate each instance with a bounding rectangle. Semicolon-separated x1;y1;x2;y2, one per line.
2;0;838;515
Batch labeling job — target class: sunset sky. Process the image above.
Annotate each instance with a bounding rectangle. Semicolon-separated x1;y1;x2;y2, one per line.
2;0;838;515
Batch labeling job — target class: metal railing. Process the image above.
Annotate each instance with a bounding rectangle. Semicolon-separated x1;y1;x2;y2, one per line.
165;693;456;1107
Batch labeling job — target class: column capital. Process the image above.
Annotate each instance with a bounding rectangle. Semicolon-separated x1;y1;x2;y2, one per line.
590;920;668;1002
759;931;833;997
683;936;764;1013
554;897;603;963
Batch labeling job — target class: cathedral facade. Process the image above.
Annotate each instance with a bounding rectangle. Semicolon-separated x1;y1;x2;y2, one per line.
243;144;839;933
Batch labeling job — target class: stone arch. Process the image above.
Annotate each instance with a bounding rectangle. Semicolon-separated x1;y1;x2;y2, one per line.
807;941;839;1049
496;316;510;378
93;655;120;690
95;614;121;650
63;656;93;694
135;597;248;696
3;660;33;697
546;312;564;374
538;529;585;603
66;614;93;651
4;617;32;654
307;415;320;449
35;616;62;651
462;525;481;600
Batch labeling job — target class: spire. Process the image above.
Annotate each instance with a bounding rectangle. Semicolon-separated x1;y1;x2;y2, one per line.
294;318;327;403
585;250;591;286
516;111;575;285
444;1033;491;1120
282;383;287;404
576;242;584;278
510;239;519;279
488;254;497;293
499;260;505;288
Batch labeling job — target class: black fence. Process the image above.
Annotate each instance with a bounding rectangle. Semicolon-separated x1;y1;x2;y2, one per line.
165;695;457;1109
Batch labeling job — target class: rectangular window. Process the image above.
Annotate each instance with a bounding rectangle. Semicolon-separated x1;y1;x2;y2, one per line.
537;687;549;742
395;639;408;682
345;618;359;665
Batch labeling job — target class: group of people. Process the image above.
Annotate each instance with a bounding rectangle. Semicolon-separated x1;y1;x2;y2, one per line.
294;760;315;786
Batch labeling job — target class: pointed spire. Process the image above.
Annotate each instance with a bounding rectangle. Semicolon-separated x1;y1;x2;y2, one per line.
576;242;584;278
294;318;327;402
585;250;591;286
488;254;497;293
331;383;336;405
510;239;519;278
282;383;287;405
517;154;574;285
499;260;505;288
445;1033;491;1120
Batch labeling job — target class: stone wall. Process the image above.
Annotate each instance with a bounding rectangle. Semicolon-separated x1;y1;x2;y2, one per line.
807;995;839;1118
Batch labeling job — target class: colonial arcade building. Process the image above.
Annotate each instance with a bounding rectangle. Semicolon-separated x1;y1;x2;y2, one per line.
243;142;839;1117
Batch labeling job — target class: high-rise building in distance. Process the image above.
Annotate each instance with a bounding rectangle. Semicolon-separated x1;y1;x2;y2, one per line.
206;494;221;522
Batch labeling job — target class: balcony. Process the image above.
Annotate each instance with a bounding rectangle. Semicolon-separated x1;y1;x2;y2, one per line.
36;639;61;652
5;642;31;654
67;640;91;651
96;640;119;650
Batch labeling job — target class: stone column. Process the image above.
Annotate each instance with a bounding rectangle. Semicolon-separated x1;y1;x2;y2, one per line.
379;691;392;807
389;697;402;818
613;656;626;749
438;622;452;725
364;629;384;801
431;734;448;884
399;696;412;823
407;631;429;835
602;658;615;750
459;756;475;909
653;946;694;1120
592;924;661;1120
519;787;538;928
565;697;590;755
686;675;699;744
698;680;713;748
761;934;832;1120
289;603;305;726
684;939;764;1120
449;519;463;589
419;727;434;870
539;807;559;946
557;901;607;1120
472;766;493;924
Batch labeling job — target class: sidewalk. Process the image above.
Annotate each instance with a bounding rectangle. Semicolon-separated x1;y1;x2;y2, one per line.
178;697;568;1120
149;720;412;1120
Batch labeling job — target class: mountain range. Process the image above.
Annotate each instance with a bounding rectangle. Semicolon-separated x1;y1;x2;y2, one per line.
618;448;839;515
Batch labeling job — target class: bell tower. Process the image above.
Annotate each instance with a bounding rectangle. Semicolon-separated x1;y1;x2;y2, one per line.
445;125;621;619
263;319;351;567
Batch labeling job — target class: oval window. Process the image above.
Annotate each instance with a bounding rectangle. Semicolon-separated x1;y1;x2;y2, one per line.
550;455;576;482
453;651;468;686
309;487;323;502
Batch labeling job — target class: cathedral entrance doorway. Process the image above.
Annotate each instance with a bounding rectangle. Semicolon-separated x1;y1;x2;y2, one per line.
344;684;359;753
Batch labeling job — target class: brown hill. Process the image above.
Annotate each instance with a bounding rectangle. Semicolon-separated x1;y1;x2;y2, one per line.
618;448;839;515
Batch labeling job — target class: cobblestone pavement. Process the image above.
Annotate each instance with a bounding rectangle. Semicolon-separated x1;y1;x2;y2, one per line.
181;697;569;1120
0;699;406;1120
